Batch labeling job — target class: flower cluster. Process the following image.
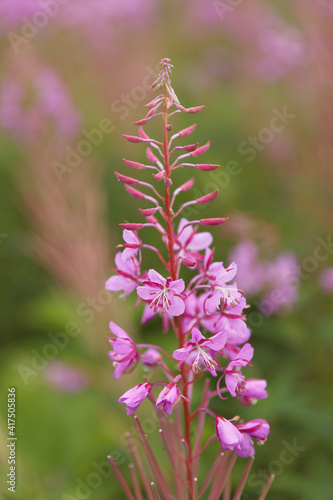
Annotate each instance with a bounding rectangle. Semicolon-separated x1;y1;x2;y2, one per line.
105;59;271;499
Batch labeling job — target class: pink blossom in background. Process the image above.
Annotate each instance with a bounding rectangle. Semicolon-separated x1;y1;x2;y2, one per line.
108;321;139;379
260;253;299;315
319;267;333;293
0;68;81;141
43;361;89;392
229;241;299;315
0;0;157;45
229;240;264;296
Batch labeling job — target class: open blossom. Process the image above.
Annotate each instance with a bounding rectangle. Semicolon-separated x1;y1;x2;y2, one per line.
202;296;251;346
237;379;268;405
205;262;242;312
118;382;152;415
173;218;213;260
137;269;186;316
156;376;182;415
105;251;140;297
108;322;138;379
173;327;227;376
215;417;270;457
224;343;254;396
120;229;142;261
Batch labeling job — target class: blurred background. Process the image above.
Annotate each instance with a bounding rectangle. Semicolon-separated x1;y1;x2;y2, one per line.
0;0;333;499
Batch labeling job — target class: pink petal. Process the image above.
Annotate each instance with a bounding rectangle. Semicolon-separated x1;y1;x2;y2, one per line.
189;231;213;250
204;331;227;351
235;434;255;457
137;286;159;301
173;346;191;362
109;321;129;339
167;295;185;316
191;327;204;344
148;269;166;285
169;278;185;293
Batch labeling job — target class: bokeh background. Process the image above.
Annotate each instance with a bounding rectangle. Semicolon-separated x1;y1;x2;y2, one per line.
1;0;333;499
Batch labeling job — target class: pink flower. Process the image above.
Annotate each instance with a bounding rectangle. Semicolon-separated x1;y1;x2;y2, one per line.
156;376;182;415
224;343;254;397
237;419;270;441
105;251;141;297
173;327;227;376
204;262;242;312
215;417;245;452
108;322;139;379
174;218;213;260
201;296;251;346
237;379;268;405
120;229;142;261
215;417;269;457
137;269;186;316
319;267;333;293
118;382;151;415
141;348;162;368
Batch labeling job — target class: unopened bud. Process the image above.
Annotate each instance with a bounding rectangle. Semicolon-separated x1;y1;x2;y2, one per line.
123;158;145;169
183;143;199;152
115;172;138;185
190;141;210;157
125;185;146;199
119;223;143;230
195;164;220;171
197;190;219;204
123;134;143;143
178;124;197;137
139;208;159;216
200;217;228;225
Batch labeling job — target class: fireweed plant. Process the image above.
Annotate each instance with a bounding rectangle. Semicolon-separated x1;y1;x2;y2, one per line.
106;59;273;500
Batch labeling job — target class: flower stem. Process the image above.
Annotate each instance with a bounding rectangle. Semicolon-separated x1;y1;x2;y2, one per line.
163;88;193;500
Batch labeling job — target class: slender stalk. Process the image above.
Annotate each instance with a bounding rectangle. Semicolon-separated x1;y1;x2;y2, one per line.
107;456;136;500
162;88;193;499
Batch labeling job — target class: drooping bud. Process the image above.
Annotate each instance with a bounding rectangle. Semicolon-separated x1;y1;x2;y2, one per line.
183;143;199;152
195;164;220;171
183;257;197;268
119;223;143;230
186;105;205;113
190;141;210;157
179;178;195;192
125;185;146;200
123;134;144;143
146;148;159;164
139;127;150;140
197;190;219;204
153;171;165;181
200;217;228;225
115;172;139;185
139;208;160;216
178;124;197;137
122;158;145;169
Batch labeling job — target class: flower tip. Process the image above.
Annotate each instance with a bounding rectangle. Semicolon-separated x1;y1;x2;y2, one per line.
153;171;165;181
133;118;149;126
190;141;210;157
139;208;159;216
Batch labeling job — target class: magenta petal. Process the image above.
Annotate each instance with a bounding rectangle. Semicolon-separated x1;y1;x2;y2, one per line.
225;373;238;397
109;321;128;339
173;346;190;362
235;434;255;457
205;291;221;313
215;417;243;450
137;286;158;300
204;332;227;351
190;231;213;250
167;295;185;316
169;278;185;293
191;327;204;344
148;269;165;285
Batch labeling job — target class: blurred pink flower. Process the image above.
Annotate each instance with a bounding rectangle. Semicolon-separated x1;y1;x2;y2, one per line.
44;361;89;392
229;240;264;296
0;67;81;141
319;267;333;293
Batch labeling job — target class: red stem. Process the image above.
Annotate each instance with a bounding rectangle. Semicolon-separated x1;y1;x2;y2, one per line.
163;90;193;500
